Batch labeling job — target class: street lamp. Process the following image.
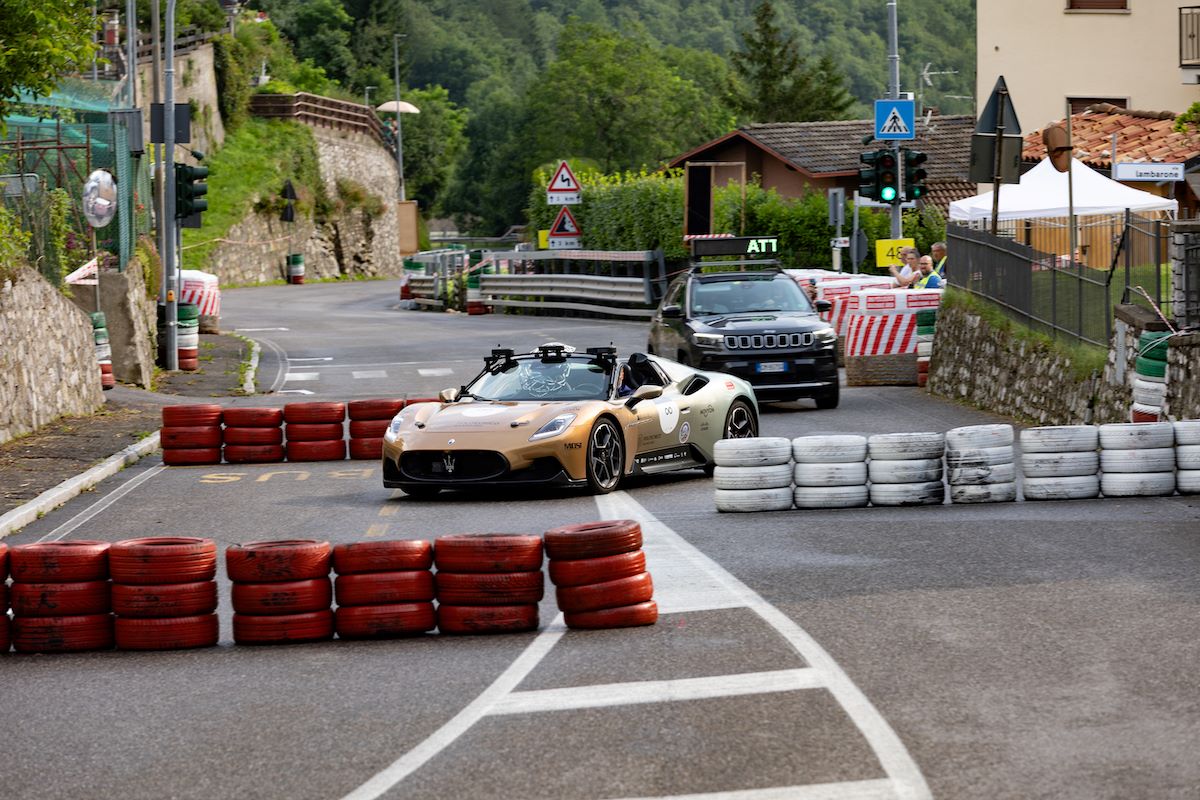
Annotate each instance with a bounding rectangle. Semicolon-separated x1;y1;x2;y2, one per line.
393;33;407;201
364;85;376;109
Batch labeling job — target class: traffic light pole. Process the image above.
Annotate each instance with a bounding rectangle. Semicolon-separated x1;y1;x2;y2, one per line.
162;0;178;371
888;0;902;239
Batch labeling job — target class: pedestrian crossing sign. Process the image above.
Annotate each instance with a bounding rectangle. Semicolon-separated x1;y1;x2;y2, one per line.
875;99;915;141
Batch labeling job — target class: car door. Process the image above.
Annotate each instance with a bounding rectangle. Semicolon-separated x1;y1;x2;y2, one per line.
650;278;687;357
629;361;696;471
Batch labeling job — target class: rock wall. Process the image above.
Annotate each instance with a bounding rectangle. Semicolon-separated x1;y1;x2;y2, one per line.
0;269;104;444
135;42;225;156
1165;331;1200;420
69;260;157;388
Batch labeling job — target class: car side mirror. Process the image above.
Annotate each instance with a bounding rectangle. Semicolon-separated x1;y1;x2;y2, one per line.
438;387;460;402
815;299;832;313
661;304;682;319
625;384;664;407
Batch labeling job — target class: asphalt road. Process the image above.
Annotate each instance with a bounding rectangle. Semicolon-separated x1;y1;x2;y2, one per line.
4;280;1198;800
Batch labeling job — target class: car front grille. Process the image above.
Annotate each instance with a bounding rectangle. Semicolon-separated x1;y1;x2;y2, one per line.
724;332;813;350
400;450;509;481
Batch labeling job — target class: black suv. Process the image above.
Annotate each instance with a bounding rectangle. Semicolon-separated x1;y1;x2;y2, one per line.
648;270;839;407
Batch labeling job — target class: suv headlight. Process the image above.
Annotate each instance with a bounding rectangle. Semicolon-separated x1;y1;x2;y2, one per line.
814;327;837;346
692;333;724;350
530;413;576;441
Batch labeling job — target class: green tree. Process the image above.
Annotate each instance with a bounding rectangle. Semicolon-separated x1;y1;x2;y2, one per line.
727;0;854;123
0;0;98;120
398;85;468;213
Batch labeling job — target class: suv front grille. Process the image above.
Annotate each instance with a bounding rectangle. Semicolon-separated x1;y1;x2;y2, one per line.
724;332;813;350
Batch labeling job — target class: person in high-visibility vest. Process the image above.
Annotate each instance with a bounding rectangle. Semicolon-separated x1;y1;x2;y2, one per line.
930;241;948;281
914;255;943;289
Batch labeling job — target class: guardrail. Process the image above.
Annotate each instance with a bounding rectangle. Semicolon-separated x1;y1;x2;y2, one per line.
408;275;443;308
249;92;386;149
479;274;654;319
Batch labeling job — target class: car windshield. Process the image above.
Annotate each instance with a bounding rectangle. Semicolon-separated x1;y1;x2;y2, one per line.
690;278;812;316
466;355;614;401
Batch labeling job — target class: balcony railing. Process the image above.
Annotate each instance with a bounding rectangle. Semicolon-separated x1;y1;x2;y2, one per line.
1181;6;1200;67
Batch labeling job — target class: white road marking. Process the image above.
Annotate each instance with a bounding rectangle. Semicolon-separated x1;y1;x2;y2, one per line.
289;356;333;362
641;536;744;613
284;372;320;381
278;389;315;395
353;370;388;379
235;327;290;332
418;367;453;377
607;779;899;800
492;669;823;715
35;465;167;543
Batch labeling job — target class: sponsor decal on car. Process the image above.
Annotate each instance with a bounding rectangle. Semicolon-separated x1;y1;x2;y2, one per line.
655;399;680;434
634;446;692;467
725;381;736;390
679;421;691;444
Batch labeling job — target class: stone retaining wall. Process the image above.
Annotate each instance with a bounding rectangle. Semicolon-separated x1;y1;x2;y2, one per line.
1165;331;1200;420
69;259;157;388
0;269;104;444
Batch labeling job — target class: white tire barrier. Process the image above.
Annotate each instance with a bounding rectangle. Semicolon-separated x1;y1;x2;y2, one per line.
791;435;868;464
1099;448;1176;473
713;437;792;467
714;487;795;513
947;461;1016;485
945;445;1014;468
945;424;1013;450
793;485;869;509
1177;470;1200;494
1020;451;1099;478
917;341;933;357
1175;420;1200;446
1022;475;1101;501
1019;425;1098;453
867;458;943;484
713;464;793;490
868;481;944;507
950;481;1017;504
1132;378;1167;407
793;461;868;487
1176;445;1200;471
867;432;945;461
1098;422;1174;450
1100;472;1176;498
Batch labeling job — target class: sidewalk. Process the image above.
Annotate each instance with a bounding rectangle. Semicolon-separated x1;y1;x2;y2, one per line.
0;332;253;518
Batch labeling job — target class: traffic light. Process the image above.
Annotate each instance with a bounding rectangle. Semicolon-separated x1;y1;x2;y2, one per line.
903;148;928;202
858;150;881;200
876;150;899;203
174;162;208;219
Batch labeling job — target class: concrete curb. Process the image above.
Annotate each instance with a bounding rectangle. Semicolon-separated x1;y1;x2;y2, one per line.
244;338;261;395
0;432;161;539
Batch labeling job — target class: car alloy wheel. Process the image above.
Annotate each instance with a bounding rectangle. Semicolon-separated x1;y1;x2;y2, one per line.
586;418;624;494
724;400;757;439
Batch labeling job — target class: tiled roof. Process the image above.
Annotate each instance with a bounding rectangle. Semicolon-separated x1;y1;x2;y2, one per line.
924;180;978;213
1022;104;1200;169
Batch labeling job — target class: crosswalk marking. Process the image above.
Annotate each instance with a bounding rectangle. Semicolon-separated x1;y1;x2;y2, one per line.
607;779;900;800
284;372;320;382
353;370;388;379
418;367;453;377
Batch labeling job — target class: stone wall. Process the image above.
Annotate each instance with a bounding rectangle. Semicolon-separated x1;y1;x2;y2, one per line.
135;43;225;155
1170;220;1199;330
1165;331;1200;420
69;260;157;388
0;269;104;444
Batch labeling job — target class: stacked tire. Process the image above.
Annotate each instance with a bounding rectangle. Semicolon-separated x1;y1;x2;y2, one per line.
347;399;405;461
945;424;1017;504
161;404;223;466
109;537;219;650
712;437;794;512
1099;422;1176;497
1131;332;1170;423
223;406;285;464
434;534;543;634
93;311;114;391
1176;420;1200;495
9;541;114;653
333;540;436;638
545;520;657;630
228;540;335;645
284;402;346;462
791;435;868;509
1019;425;1100;501
0;542;8;653
176;302;201;371
915;309;937;388
867;432;945;506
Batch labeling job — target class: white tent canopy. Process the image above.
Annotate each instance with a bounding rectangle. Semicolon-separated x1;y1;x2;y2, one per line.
949;157;1178;222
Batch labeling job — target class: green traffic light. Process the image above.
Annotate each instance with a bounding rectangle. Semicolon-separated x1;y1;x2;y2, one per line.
880;186;897;202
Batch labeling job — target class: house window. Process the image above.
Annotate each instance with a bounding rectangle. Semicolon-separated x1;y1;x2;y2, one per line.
1067;1;1128;9
1068;97;1127;114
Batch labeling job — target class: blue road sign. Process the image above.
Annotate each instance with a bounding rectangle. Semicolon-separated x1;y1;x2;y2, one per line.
875;99;915;141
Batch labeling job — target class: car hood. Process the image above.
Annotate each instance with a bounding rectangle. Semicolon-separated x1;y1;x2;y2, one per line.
692;312;826;333
407;400;587;433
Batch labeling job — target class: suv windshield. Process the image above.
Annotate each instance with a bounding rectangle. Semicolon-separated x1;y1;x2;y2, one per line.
467;356;613;401
690;277;812;316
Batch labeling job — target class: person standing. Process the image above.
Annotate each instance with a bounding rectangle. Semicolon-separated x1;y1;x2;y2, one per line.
930;242;947;281
889;247;920;288
914;255;943;289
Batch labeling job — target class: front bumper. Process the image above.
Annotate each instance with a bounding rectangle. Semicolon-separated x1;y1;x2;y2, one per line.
382;450;583;489
697;348;837;397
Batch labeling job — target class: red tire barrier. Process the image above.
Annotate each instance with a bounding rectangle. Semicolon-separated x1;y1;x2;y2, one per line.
284;423;345;442
285;440;346;462
917;373;929;388
348;438;383;460
115;614;219;650
111;581;218;618
335;603;436;638
564;601;659;630
544;520;642;561
405;397;439;406
10;541;110;582
100;362;113;375
436;604;539;635
226;540;332;583
162;404;222;427
347;399;406;421
9;580;111;617
12;614;114;653
233;609;335;645
223;445;285;464
283;402;346;424
223;426;284;446
162;447;222;466
178;348;199;360
555;572;654;614
160;426;222;449
0;617;9;652
434;571;544;606
548;550;647;588
333;540;433;574
348;419;391;438
222;407;284;427
177;358;200;372
0;541;9;579
109;537;218;585
100;373;115;390
231;578;332;615
334;571;435;606
433;534;543;574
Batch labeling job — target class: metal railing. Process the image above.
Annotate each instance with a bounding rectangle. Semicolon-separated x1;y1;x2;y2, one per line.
1182;6;1200;67
249;92;386;149
480;274;653;319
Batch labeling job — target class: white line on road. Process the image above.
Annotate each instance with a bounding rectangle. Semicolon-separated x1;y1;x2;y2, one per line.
606;778;899;800
417;367;454;377
288;356;333;362
36;465;167;543
492;668;823;715
234;327;290;332
353;370;388;379
284;372;320;381
278;389;315;395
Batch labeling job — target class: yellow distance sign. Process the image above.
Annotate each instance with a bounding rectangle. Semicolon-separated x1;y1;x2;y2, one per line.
875;238;915;268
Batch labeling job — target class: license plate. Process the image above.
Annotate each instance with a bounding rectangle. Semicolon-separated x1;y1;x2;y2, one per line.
755;361;786;374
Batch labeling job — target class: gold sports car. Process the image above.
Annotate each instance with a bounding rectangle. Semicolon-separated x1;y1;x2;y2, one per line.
382;343;760;496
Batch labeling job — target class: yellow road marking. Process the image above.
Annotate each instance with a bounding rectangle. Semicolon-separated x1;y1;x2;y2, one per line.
365;523;389;538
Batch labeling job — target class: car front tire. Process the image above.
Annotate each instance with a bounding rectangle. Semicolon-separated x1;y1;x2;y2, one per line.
585;418;624;494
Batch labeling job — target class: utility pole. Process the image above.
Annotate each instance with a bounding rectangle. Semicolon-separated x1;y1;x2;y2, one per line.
152;0;165;302
393;33;407;202
887;0;902;239
162;0;178;371
125;0;136;107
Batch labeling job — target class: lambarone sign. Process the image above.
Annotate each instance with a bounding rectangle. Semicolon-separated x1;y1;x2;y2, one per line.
1112;163;1184;183
690;236;780;257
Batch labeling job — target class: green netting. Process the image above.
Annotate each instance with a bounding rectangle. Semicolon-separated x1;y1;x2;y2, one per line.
15;77;123;115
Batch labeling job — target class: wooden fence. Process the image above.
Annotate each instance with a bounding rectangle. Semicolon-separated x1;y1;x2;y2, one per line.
249;93;387;149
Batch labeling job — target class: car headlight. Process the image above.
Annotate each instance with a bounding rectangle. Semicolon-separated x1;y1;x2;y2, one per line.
529;413;576;441
383;413;407;442
692;333;724;350
814;327;837;345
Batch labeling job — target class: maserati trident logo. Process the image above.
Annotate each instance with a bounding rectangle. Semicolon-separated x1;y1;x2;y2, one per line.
442;452;456;474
